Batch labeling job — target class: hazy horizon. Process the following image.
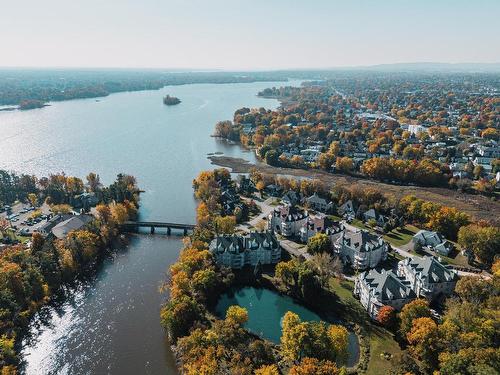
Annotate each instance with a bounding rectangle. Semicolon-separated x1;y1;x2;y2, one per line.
2;0;499;70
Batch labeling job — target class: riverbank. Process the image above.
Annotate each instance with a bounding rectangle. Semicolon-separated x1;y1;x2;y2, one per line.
208;155;500;224
0;70;291;110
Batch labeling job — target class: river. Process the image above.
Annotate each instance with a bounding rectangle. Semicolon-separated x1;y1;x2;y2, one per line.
0;80;302;375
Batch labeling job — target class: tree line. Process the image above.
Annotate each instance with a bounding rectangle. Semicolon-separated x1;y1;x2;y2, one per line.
0;173;139;373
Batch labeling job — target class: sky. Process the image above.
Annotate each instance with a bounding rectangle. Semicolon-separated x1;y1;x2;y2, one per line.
1;0;499;70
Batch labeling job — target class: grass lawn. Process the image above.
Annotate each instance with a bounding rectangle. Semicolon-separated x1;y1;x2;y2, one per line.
329;278;355;302
383;224;420;247
328;214;342;221
350;219;371;231
328;277;403;374
366;326;403;375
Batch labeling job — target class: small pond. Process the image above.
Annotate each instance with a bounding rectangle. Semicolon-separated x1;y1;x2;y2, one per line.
215;287;360;367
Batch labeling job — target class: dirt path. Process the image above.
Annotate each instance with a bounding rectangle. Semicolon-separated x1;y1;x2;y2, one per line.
208;155;500;224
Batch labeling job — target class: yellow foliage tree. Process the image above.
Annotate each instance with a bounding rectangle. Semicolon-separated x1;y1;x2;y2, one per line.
226;305;248;326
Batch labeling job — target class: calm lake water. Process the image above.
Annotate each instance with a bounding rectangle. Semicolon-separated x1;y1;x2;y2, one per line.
0;80;302;375
215;287;360;367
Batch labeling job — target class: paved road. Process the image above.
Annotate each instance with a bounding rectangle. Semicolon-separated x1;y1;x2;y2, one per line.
237;196;276;233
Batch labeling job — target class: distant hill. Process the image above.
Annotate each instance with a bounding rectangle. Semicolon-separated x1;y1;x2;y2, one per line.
349;62;500;73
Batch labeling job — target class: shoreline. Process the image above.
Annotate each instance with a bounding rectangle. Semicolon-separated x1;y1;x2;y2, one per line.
208;155;500;224
0;78;290;111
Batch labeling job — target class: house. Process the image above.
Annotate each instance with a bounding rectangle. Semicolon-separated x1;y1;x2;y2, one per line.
268;205;308;238
299;213;332;242
477;144;500;158
241;123;254;135
209;232;281;269
354;269;416;319
51;214;93;239
473;157;494;173
333;226;388;270
72;192;99;211
412;230;453;256
282;190;302;206
236;175;256;195
398;256;458;300
265;184;284;197
362;208;387;227
37;214;73;237
300;149;321;163
220;188;241;215
338;200;358;218
305;193;333;213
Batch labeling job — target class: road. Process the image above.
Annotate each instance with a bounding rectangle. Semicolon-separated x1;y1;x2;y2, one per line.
237;196;276;232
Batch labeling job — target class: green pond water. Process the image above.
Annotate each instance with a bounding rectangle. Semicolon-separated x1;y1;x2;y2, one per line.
215;287;360;367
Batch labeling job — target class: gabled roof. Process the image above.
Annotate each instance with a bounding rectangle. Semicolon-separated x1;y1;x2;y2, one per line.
211;235;245;254
247;232;279;250
51;215;93;239
405;256;458;283
413;230;446;246
340;228;386;252
306;193;329;205
361;269;416;302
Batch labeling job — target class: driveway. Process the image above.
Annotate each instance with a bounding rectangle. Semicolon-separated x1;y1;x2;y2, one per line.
238;196;276;232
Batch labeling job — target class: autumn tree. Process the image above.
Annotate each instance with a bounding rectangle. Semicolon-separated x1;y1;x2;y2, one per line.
458;224;500;267
406;317;439;367
377;305;397;329
214;215;236;234
50;204;72;215
160;295;203;340
426;206;470;240
110;202;129;225
27;193;38;207
254;364;279;375
226;305;248;326
399;299;431;336
307;233;331;254
289;357;340;375
86;172;101;192
280;311;348;363
335;157;354;173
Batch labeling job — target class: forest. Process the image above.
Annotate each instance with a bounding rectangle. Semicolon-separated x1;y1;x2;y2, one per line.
0;172;140;374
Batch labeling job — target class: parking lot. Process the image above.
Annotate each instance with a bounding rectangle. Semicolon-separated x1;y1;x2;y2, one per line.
0;202;52;240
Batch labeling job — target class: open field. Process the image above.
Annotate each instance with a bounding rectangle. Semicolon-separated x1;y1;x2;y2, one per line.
209;156;500;225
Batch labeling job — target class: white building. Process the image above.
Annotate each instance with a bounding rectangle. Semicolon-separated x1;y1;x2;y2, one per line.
209;232;281;269
398;256;458;300
333;226;388;270
354;269;416;319
268;205;308;238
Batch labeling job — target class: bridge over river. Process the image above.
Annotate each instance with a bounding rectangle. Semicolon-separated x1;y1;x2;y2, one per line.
120;221;195;235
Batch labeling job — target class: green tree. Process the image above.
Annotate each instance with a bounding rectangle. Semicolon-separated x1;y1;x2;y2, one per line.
307;233;331;254
160;295;203;341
